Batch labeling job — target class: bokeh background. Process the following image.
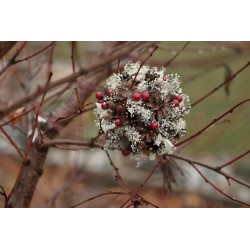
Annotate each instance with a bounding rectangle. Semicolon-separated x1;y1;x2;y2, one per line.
0;41;249;207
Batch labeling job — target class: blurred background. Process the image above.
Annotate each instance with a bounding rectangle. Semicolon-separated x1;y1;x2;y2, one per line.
0;41;249;207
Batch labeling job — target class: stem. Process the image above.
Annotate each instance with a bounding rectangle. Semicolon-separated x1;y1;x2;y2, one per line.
191;61;250;107
191;163;250;207
176;99;250;146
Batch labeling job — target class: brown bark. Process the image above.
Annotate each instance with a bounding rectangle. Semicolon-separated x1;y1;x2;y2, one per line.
0;42;16;58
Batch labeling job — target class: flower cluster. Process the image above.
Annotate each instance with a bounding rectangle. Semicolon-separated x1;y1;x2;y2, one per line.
94;61;191;165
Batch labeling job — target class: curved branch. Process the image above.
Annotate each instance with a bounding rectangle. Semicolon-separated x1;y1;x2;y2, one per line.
165;153;250;190
191;61;250;107
176;99;250;146
191;163;250;207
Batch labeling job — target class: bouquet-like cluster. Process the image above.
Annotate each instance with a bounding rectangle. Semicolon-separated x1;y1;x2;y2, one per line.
94;61;190;165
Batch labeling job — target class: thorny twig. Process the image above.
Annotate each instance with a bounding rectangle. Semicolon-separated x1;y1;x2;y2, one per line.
190;162;250;207
120;161;160;208
70;191;130;208
165;153;250;190
0;42;27;77
103;149;158;208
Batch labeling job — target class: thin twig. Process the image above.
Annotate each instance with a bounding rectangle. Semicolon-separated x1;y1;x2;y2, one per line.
121;161;160;208
176;99;250;146
15;42;56;63
216;150;250;170
7;72;53;201
191;61;250;107
163;41;190;67
0;126;24;158
70;191;129;208
0;185;7;207
104;149;158;208
0;42;27;76
190;162;250;207
165;153;250;190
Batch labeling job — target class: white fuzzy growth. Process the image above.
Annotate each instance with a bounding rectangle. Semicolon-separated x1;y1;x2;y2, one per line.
136;80;148;92
95;103;109;118
124;126;141;144
132;65;149;82
127;100;153;124
129;153;148;168
101;120;116;132
106;73;122;89
175;118;186;136
154;134;174;154
124;61;141;76
149;153;156;161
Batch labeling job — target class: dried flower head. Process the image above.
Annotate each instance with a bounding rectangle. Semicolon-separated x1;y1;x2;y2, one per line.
94;61;191;166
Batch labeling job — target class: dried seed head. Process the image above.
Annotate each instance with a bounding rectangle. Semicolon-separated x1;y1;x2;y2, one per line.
94;61;191;167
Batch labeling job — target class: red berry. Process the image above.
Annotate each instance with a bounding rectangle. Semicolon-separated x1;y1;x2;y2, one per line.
98;100;104;103
115;118;123;127
141;91;150;101
132;92;141;101
150;122;158;130
95;91;102;100
106;89;113;96
175;95;183;102
163;75;168;81
101;102;108;109
122;149;130;156
172;99;179;107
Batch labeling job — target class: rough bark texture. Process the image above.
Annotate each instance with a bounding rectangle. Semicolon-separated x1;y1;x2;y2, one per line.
6;145;48;208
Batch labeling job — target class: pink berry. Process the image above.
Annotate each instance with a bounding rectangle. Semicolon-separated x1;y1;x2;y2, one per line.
122;149;130;156
115;118;123;127
106;89;113;96
172;99;179;107
141;91;150;101
163;75;168;81
101;102;108;109
132;92;141;101
175;95;183;102
150;122;158;130
95;91;102;100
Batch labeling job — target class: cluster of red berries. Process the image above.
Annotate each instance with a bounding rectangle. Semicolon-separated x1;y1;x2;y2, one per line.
131;91;150;101
96;90;159;130
95;89;185;156
172;95;183;107
95;91;110;110
94;62;190;161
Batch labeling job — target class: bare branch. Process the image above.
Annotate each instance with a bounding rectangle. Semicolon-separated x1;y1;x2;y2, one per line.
190;162;250;207
191;61;250;107
176;99;250;147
